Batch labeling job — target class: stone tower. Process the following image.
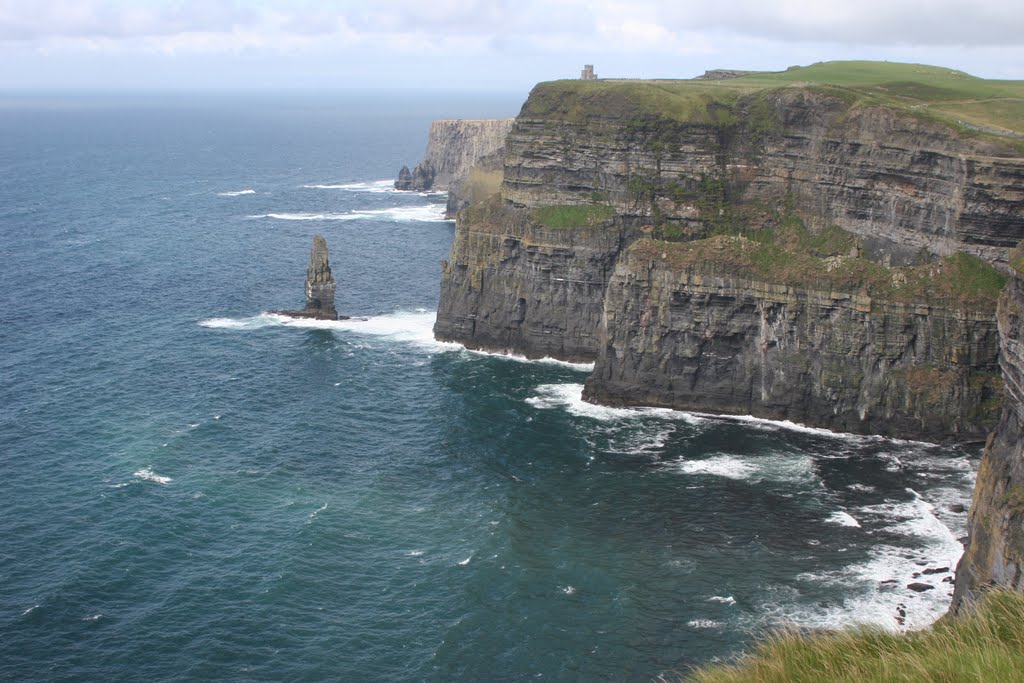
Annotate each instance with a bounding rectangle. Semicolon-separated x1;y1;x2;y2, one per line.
581;64;596;80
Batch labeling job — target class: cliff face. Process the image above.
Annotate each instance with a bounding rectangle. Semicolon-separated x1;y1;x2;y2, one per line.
395;118;514;196
435;198;635;362
582;238;1002;441
502;87;1024;265
434;76;1018;441
954;256;1024;607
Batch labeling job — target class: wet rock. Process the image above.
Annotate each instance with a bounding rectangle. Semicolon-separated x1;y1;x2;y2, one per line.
949;503;966;513
921;566;949;575
907;582;935;592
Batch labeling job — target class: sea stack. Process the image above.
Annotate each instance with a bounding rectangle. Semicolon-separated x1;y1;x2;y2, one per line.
303;234;338;320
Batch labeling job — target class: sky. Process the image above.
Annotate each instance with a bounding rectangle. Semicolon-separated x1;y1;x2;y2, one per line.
1;0;1023;92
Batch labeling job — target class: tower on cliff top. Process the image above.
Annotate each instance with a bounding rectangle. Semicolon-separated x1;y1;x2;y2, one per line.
581;64;596;80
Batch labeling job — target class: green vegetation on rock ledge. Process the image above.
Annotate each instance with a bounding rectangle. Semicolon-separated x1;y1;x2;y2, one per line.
523;60;1024;141
529;204;616;229
685;590;1024;683
630;221;1006;309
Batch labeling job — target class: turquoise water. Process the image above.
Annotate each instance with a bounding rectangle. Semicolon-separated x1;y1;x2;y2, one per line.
0;93;978;681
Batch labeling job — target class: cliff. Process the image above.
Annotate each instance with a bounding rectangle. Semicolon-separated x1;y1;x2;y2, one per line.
395;118;514;202
435;62;1022;442
582;236;1003;441
503;80;1024;266
954;247;1024;607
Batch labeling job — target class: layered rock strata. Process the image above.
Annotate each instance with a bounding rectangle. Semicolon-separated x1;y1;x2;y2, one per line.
582;238;1002;442
435;78;1018;441
502;86;1024;265
395;118;515;200
435;198;636;362
954;253;1024;607
275;234;340;320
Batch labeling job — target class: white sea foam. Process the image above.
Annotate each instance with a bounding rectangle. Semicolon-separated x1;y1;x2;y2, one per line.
217;189;256;196
306;503;328;525
827;510;862;527
687;619;723;629
560;585;576;595
249;204;450;222
406;549;425;557
525;383;698;422
708;595;736;605
669;455;758;480
134;468;172;485
779;488;965;632
660;451;819;487
301;179;395;192
457;556;472;566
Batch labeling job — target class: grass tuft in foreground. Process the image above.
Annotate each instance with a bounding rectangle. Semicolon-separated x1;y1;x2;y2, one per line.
685;590;1024;683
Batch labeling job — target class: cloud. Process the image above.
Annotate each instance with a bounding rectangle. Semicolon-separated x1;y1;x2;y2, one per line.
659;0;1024;47
2;0;1022;55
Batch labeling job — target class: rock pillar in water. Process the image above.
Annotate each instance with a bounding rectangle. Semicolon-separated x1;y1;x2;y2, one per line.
303;234;338;320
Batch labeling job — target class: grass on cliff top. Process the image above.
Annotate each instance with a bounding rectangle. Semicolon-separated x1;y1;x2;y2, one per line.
630;222;1006;309
683;590;1024;683
529;203;616;229
523;60;1024;138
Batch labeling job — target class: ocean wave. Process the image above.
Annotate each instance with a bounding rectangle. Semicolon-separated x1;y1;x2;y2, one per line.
217;189;256;197
134;468;172;485
525;383;698;423
667;455;758;480
777;488;964;632
249;204;450;223
826;510;862;527
301;180;395;192
301;180;448;197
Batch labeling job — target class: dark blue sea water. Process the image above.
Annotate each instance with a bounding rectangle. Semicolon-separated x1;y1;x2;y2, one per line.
0;92;980;681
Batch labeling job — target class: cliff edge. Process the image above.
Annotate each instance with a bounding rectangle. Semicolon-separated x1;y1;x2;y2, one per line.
954;244;1024;608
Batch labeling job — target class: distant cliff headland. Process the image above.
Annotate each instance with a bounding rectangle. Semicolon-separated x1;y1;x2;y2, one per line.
396;118;514;218
413;61;1024;608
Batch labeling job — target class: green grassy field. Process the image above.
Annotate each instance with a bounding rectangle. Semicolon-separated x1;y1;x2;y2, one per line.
683;590;1024;683
523;61;1024;138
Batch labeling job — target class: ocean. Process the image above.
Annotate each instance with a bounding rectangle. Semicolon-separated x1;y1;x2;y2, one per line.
0;92;979;681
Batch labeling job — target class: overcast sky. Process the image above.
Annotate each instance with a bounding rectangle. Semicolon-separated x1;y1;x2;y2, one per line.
2;0;1023;92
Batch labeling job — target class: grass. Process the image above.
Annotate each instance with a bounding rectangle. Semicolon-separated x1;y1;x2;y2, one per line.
522;60;1024;140
684;589;1024;683
529;203;616;229
1009;241;1024;275
629;219;1006;310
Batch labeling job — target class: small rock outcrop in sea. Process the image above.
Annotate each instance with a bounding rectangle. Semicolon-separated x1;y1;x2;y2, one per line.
274;234;343;320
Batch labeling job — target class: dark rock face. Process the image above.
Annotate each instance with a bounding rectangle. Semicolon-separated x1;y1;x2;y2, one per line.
275;235;338;320
434;199;634;362
304;234;337;319
435;81;1018;442
580;243;1002;442
953;264;1024;610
